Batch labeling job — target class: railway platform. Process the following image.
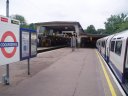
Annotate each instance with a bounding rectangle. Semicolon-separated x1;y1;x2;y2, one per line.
0;48;126;96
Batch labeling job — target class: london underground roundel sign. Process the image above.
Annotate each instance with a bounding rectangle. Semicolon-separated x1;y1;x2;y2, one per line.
0;16;20;65
0;31;18;58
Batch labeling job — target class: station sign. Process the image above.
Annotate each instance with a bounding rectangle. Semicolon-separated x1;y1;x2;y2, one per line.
20;29;30;60
30;30;37;57
20;28;37;60
0;16;20;65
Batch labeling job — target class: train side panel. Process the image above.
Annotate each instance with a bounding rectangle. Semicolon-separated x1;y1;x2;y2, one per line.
109;38;126;82
97;30;128;83
105;35;115;62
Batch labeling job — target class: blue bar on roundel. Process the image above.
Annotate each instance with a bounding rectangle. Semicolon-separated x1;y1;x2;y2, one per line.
0;42;18;48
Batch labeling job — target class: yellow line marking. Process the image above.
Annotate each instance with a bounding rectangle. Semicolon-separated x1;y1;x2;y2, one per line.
96;51;117;96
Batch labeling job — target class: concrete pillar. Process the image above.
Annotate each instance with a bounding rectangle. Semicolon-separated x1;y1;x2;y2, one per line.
49;29;53;35
77;36;81;48
36;26;41;35
74;25;79;36
74;25;81;47
36;26;41;47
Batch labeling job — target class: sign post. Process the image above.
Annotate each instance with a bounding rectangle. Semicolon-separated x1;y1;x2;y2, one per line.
6;0;10;85
28;58;30;75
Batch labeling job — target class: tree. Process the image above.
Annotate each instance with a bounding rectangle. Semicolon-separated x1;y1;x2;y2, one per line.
10;14;28;28
104;13;128;34
96;29;106;34
29;23;36;30
86;25;96;34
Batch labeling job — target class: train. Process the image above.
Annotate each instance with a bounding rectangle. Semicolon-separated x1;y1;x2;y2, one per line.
96;30;128;83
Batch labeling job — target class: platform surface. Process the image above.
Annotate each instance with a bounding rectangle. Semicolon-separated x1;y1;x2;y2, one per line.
0;48;124;96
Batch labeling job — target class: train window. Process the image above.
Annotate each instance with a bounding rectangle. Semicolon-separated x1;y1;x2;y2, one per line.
125;47;128;68
104;41;106;47
125;50;128;68
110;41;115;52
102;41;103;47
102;41;105;48
115;41;122;56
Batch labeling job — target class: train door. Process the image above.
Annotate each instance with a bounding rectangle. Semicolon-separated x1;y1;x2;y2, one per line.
105;40;107;60
107;35;116;63
99;41;101;53
102;40;106;58
106;40;111;63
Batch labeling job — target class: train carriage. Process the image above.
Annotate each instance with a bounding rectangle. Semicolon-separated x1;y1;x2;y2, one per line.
96;30;128;83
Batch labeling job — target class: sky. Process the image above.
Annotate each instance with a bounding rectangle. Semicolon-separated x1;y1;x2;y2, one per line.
0;0;128;29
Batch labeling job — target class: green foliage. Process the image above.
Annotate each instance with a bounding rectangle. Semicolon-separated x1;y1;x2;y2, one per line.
86;25;96;34
96;29;106;34
84;13;128;35
10;14;36;30
29;23;36;30
104;13;128;34
85;25;106;35
10;14;27;25
10;14;28;28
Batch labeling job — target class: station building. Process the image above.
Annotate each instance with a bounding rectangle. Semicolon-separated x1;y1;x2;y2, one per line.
35;21;107;47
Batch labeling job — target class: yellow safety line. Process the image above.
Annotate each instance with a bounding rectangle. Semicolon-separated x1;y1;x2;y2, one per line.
96;51;117;96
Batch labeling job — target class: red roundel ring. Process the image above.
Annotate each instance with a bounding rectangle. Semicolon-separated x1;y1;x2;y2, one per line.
1;31;17;58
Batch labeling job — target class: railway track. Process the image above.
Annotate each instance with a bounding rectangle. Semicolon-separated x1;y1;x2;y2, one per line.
37;45;68;53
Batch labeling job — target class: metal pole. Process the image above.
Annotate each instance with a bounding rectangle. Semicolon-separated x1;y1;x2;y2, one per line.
28;58;30;75
5;0;10;85
6;0;9;17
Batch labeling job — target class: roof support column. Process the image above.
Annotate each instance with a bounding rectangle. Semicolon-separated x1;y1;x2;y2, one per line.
74;25;81;47
36;26;41;35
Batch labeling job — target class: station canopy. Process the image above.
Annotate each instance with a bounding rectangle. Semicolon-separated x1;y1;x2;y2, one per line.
35;21;85;35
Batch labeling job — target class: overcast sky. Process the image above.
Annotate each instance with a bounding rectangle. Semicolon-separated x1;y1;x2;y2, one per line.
0;0;128;29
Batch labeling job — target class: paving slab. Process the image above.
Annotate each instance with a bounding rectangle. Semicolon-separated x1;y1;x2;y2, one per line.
0;48;123;96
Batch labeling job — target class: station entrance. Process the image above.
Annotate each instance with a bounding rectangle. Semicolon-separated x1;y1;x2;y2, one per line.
35;21;84;47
